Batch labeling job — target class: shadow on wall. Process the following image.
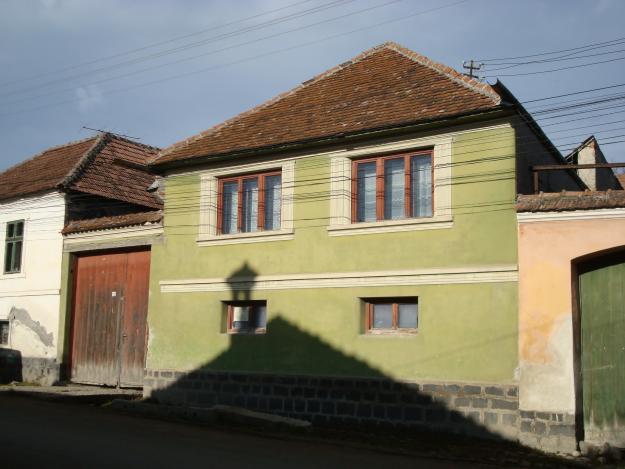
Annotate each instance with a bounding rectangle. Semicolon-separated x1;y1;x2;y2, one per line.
147;262;527;445
0;348;22;384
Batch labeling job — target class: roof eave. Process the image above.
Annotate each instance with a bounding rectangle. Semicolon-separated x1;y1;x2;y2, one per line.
152;106;512;173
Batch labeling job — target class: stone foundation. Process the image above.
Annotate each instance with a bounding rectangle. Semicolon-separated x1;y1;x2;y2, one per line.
145;370;519;440
519;410;577;453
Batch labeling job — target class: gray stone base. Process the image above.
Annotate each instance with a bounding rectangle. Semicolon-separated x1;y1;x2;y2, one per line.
519;410;577;453
21;357;60;386
145;369;519;440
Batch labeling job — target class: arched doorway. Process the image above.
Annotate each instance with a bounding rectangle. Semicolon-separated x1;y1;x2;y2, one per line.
573;247;625;447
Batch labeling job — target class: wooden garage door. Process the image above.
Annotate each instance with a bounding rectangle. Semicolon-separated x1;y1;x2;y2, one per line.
579;252;625;446
70;248;151;387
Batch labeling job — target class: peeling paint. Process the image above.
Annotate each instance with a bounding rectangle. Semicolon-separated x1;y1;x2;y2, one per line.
8;307;54;347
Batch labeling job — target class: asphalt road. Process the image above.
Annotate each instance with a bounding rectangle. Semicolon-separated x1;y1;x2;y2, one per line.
0;394;493;469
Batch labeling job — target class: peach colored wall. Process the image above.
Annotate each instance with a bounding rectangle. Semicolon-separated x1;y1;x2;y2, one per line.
518;213;625;413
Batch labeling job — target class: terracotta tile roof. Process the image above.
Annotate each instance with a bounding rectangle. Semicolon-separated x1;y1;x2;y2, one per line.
155;42;503;166
62;210;163;235
67;136;162;209
517;191;625;212
618;173;625;189
0;133;162;209
0;137;98;201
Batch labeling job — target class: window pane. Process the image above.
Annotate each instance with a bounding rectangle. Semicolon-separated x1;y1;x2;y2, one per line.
384;158;405;220
411;155;432;217
242;178;259;233
264;175;281;231
15;221;24;237
13;241;22;272
222;181;239;234
253;304;267;330
357;162;377;222
231;305;251;331
0;321;8;345
6;223;14;239
372;303;393;329
4;242;13;273
398;303;418;328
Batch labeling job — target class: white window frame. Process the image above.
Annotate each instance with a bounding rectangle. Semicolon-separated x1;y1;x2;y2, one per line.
198;159;295;246
327;135;453;236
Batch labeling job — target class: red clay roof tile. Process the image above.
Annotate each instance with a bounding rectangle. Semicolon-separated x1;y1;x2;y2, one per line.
62;210;162;234
155;42;502;166
0;134;162;209
517;191;625;212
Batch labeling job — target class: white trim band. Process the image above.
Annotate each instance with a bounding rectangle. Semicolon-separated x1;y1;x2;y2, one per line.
517;208;625;223
160;265;518;293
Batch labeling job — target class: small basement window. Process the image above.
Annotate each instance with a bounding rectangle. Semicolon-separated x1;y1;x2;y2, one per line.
0;320;9;345
226;301;267;334
364;298;418;334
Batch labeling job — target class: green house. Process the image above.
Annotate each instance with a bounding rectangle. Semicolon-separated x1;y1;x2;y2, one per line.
144;43;582;440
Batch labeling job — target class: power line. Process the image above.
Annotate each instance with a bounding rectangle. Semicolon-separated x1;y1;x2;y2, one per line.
0;0;320;89
476;35;625;62
0;0;357;101
0;0;468;116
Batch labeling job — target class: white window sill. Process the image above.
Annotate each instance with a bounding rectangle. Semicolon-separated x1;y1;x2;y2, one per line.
0;272;26;281
327;215;453;237
197;229;294;246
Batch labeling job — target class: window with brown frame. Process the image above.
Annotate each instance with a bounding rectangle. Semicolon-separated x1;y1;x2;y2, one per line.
218;171;281;235
364;298;418;334
226;301;267;334
352;151;432;223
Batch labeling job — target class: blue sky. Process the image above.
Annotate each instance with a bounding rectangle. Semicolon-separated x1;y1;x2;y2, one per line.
1;0;624;170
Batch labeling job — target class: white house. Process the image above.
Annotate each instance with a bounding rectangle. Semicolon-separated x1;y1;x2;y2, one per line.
0;134;161;385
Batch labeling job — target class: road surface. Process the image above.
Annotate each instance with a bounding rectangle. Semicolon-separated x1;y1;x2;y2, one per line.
0;394;493;469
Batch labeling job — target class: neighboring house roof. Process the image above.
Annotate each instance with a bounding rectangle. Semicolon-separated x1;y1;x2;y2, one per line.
0;136;98;202
154;42;503;166
517;191;625;212
618;173;625;189
564;135;597;163
62;210;163;235
0;133;162;208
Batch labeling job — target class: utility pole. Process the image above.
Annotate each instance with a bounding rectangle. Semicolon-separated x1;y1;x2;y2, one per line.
462;60;483;79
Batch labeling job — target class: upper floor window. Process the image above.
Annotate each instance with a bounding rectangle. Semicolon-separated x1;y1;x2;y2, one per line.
4;220;24;274
352;151;432;223
218;171;282;235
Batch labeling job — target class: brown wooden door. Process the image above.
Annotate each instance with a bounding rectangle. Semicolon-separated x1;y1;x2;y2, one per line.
70;248;150;387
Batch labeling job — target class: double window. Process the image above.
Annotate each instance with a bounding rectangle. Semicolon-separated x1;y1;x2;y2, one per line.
4;220;24;274
364;298;418;334
226;301;267;334
352;151;432;223
218;171;282;235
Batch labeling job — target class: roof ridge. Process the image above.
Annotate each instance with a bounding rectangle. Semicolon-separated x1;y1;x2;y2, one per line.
107;133;161;153
0;135;98;178
154;42;501;163
381;42;502;103
58;133;109;189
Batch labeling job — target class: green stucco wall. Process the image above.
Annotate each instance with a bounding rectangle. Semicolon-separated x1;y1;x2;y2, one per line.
146;123;519;383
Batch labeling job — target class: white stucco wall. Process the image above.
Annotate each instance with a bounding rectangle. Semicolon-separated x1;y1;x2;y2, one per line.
0;191;65;383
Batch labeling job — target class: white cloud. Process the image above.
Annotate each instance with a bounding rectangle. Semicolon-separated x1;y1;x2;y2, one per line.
75;85;104;113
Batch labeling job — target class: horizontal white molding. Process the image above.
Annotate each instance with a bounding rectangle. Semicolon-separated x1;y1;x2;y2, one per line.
64;226;163;249
197;229;294;246
327;216;453;236
517;208;625;223
160;264;518;293
0;289;60;297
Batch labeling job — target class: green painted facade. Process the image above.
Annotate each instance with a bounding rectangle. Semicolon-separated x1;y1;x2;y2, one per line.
146;123;519;383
